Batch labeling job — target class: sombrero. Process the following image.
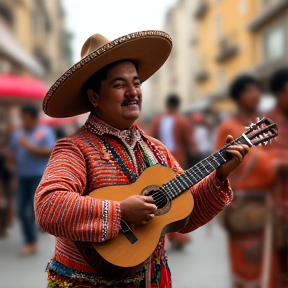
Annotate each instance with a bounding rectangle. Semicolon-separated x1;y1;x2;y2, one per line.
43;30;173;118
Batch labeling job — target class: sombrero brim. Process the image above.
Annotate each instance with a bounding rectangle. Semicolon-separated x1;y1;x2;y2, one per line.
43;30;172;118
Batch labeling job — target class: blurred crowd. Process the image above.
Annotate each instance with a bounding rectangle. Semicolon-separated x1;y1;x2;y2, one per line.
142;68;288;288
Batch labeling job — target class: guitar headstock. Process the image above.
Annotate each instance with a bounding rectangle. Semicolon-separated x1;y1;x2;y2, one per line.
243;117;278;147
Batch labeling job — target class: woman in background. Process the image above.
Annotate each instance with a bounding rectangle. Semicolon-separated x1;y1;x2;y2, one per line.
215;75;275;288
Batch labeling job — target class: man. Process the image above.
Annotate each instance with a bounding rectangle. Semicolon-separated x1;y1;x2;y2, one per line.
10;105;55;255
150;94;197;248
150;94;197;170
215;75;275;288
35;31;249;287
266;68;288;288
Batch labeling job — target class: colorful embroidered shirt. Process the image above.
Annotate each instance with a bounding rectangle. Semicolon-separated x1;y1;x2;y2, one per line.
35;114;233;287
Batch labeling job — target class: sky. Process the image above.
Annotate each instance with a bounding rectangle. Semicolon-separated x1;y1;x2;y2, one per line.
62;0;178;62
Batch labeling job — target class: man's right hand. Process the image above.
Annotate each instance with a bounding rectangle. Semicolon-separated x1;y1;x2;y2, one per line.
120;195;157;225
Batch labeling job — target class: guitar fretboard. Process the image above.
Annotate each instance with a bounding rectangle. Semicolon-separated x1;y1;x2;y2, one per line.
153;134;249;206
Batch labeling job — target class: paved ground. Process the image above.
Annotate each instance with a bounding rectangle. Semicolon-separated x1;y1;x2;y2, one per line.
0;219;231;288
166;219;231;288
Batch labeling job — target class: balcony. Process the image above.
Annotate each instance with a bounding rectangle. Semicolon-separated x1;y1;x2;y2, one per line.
194;0;209;20
195;69;210;83
215;36;239;63
248;0;288;31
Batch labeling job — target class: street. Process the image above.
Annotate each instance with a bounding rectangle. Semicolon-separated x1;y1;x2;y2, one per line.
0;219;231;288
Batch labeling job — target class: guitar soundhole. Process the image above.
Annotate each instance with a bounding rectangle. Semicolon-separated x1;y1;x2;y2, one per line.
141;185;171;216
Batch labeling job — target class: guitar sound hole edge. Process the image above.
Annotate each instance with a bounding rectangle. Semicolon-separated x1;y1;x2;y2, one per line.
141;185;171;216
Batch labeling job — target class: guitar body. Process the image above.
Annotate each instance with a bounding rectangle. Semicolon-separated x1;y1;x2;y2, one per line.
76;165;194;279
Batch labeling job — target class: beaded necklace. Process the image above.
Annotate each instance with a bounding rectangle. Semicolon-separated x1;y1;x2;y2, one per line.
84;114;167;183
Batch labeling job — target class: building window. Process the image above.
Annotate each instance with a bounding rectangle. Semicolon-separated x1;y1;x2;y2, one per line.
263;24;286;62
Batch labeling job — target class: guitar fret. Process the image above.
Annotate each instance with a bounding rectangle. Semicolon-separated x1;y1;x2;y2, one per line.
201;160;211;174
182;174;193;186
178;175;190;189
217;151;227;162
194;165;204;178
188;169;201;182
167;181;177;198
162;184;173;200
211;155;220;166
206;157;216;169
175;177;185;190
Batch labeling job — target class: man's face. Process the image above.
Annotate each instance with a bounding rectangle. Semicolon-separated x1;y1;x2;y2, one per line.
21;113;37;130
239;84;261;112
93;61;142;130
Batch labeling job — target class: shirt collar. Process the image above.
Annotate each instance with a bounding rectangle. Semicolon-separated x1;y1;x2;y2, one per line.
84;113;141;147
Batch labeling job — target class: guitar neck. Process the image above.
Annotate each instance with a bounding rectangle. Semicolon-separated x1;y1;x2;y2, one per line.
161;134;250;201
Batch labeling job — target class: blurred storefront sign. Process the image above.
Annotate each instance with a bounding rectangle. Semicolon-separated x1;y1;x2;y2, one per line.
0;19;44;76
0;73;47;103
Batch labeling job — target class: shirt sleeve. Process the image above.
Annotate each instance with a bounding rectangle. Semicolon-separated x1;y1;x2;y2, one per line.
155;141;233;233
34;137;121;242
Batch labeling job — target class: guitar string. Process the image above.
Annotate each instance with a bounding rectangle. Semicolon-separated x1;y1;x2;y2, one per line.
152;130;272;205
152;131;271;206
152;162;223;205
153;126;276;205
152;149;228;203
151;149;229;206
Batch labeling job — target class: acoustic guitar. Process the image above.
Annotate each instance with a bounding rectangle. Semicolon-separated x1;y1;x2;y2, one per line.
75;117;278;279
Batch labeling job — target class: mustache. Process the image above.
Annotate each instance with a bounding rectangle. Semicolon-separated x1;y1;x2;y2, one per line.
121;97;140;106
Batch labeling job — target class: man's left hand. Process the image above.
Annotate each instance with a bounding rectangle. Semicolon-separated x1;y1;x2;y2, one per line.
216;135;249;182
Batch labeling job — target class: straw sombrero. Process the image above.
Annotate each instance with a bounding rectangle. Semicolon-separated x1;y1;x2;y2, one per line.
43;30;172;118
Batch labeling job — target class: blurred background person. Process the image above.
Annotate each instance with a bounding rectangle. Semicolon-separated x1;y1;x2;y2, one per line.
150;93;198;249
266;68;288;288
191;112;216;161
150;94;198;170
9;105;55;256
215;75;276;288
0;128;13;237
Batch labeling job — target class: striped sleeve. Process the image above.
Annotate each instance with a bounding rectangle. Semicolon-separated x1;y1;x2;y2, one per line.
34;138;121;242
179;171;232;233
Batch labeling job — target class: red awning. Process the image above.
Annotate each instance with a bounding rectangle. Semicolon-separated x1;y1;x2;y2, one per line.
0;73;48;102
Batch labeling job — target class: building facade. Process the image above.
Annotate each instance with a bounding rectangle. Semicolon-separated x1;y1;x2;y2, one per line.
0;0;71;83
147;0;201;117
148;0;288;118
195;0;288;113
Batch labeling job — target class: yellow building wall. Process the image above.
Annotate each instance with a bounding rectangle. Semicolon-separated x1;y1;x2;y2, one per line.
14;1;33;53
197;0;258;97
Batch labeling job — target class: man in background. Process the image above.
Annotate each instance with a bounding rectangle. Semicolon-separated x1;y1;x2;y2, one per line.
10;105;55;256
150;94;197;170
266;68;288;288
215;75;275;288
